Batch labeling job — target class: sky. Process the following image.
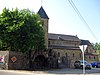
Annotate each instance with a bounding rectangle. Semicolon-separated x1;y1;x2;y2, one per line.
0;0;100;43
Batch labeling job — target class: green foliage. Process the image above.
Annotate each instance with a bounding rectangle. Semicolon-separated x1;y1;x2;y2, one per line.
92;42;100;50
0;8;45;53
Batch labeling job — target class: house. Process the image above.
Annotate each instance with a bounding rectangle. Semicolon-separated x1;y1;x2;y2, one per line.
96;50;100;62
80;40;98;62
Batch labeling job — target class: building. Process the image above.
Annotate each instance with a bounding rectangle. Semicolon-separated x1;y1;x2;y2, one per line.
80;40;98;62
96;50;100;62
38;6;49;48
48;33;82;68
0;6;99;70
38;6;99;68
37;6;82;68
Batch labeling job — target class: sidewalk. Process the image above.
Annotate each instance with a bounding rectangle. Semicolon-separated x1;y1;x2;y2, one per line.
0;69;47;74
0;69;100;75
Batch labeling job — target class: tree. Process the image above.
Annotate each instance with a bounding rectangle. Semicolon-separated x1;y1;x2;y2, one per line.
0;8;46;53
92;43;100;50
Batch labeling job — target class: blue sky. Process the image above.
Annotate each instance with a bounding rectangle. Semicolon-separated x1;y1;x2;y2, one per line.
0;0;100;43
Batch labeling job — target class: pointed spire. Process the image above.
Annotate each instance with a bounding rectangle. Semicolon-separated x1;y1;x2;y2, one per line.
38;6;49;19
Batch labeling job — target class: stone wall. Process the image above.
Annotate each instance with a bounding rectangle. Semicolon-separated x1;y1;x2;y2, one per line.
0;51;29;70
52;49;82;68
8;51;29;70
0;51;9;70
42;19;48;49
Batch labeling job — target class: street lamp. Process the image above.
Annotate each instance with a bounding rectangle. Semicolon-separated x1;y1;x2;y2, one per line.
79;45;87;75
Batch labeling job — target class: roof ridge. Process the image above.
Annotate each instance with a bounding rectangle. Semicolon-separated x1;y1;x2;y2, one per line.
48;33;77;37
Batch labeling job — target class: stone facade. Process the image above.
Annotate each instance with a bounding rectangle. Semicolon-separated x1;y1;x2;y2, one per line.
96;50;100;61
48;35;99;68
48;33;82;68
51;49;82;68
38;6;49;49
85;48;98;62
8;51;28;70
0;50;50;70
42;19;49;48
0;51;28;70
0;51;9;69
80;40;98;62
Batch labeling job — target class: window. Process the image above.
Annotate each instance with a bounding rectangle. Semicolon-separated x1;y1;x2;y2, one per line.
65;53;67;57
94;56;95;59
48;41;50;45
62;56;65;63
58;52;60;57
75;44;76;46
89;56;91;59
73;53;75;57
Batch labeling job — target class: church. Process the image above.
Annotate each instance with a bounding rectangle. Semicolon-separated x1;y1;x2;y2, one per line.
38;6;98;68
0;6;98;70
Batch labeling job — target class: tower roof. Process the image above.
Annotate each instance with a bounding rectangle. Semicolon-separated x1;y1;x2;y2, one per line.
38;6;49;19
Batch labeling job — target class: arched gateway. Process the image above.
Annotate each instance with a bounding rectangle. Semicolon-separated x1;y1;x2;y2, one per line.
32;55;48;69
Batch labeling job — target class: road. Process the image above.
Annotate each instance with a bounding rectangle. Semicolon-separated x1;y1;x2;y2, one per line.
47;68;100;74
0;70;34;75
0;68;100;75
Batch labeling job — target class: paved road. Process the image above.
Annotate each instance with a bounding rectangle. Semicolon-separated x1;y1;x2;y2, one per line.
47;68;100;74
0;70;34;75
0;68;100;75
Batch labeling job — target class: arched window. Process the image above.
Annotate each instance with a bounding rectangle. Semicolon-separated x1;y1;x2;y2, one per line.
58;52;60;57
73;53;75;57
65;53;67;57
94;56;95;59
89;56;91;59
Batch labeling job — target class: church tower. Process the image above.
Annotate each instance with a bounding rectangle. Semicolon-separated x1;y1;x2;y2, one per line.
38;6;49;49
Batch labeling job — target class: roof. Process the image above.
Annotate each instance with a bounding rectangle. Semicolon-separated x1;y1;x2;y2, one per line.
48;45;80;50
85;53;98;56
38;6;49;19
80;40;91;46
48;33;80;41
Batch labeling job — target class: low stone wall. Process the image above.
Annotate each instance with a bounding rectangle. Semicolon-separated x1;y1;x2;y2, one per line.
0;50;63;70
8;51;29;70
0;51;29;70
0;51;9;70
